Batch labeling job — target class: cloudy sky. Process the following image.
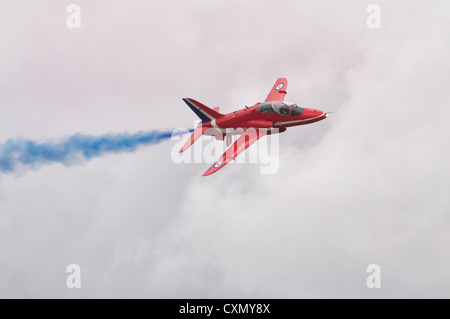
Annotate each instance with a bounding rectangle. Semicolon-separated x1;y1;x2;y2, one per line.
0;0;449;298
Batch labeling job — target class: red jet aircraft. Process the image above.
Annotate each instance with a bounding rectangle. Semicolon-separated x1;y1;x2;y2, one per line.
180;78;327;176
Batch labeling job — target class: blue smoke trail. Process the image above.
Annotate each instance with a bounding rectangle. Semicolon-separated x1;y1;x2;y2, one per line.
0;129;190;173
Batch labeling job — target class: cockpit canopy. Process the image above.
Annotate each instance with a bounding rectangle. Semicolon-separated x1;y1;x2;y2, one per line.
258;101;304;115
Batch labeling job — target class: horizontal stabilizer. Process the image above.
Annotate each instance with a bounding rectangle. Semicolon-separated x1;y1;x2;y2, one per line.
179;125;209;153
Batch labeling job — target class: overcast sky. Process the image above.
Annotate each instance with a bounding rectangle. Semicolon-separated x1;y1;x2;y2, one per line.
0;0;449;298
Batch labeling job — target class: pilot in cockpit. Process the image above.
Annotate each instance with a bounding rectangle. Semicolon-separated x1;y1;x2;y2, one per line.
258;101;304;115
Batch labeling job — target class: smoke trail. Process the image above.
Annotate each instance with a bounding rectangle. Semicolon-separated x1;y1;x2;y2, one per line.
0;129;190;173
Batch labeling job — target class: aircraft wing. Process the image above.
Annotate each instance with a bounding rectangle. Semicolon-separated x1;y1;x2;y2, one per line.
203;129;267;176
265;78;288;102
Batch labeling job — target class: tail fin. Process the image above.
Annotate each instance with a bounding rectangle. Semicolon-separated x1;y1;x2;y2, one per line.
183;98;223;123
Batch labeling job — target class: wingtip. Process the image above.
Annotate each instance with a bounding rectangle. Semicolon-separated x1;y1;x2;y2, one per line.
202;168;216;177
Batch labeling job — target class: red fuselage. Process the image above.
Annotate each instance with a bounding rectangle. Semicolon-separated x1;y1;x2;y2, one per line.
204;101;327;134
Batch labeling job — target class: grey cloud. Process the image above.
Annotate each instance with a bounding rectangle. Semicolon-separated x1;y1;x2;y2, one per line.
0;0;449;298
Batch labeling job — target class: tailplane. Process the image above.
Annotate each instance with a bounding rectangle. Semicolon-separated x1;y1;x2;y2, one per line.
179;125;208;153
